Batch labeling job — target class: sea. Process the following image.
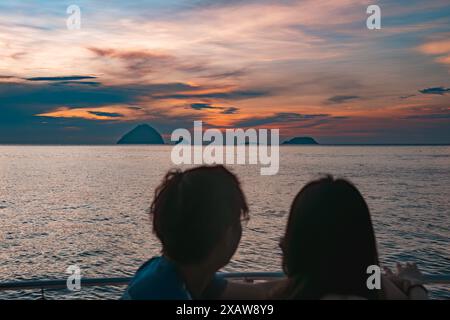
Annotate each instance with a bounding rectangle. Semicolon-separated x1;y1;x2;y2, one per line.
0;145;448;299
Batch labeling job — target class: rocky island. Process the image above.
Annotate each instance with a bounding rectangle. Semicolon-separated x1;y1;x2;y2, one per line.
117;124;165;144
282;137;318;145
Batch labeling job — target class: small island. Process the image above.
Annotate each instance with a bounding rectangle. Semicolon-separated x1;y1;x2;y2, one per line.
282;137;318;145
117;124;165;145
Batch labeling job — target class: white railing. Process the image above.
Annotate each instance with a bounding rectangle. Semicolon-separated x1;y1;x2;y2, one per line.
0;272;448;295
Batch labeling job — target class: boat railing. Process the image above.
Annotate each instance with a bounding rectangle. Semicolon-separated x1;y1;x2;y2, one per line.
0;272;448;298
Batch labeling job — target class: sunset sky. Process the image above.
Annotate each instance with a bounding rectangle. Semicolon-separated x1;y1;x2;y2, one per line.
0;0;449;144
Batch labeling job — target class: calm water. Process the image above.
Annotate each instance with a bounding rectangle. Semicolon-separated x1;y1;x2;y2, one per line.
0;146;448;299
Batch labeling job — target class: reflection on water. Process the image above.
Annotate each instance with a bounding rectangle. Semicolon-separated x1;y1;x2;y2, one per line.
0;146;448;299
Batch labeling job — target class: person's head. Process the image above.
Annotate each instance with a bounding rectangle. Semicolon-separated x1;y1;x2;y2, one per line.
150;165;248;270
281;175;379;299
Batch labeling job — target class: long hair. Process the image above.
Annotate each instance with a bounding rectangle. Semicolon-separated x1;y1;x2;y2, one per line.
280;175;380;299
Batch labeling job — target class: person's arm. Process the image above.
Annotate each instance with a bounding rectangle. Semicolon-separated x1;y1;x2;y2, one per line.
407;285;428;300
381;275;408;300
383;263;429;300
397;262;429;300
219;278;287;300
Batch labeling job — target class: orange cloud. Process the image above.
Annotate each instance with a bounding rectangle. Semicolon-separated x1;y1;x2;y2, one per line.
418;39;450;55
435;55;450;65
36;106;142;121
418;38;450;70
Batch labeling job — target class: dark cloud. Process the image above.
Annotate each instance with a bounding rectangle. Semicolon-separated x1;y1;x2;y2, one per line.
23;75;101;87
0;80;194;112
222;107;239;114
88;47;248;79
419;87;450;95
327;95;360;104
400;94;416;99
89;47;176;75
88;47;211;76
89;48;172;62
202;69;247;80
190;103;239;114
0;83;133;117
190;103;217;110
88;111;124;118
52;81;102;87
233;112;330;127
0;80;196;132
26;76;97;82
9;23;53;31
158;90;268;100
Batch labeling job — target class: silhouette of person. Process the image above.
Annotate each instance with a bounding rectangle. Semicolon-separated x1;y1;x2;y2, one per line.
123;165;249;299
274;175;428;300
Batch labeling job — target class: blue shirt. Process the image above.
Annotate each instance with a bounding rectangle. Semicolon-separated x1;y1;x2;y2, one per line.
122;256;227;300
